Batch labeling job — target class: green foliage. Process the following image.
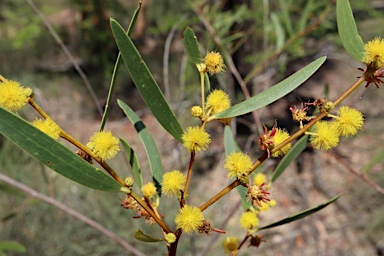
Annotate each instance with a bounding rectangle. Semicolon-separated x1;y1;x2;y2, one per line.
337;0;365;61
258;194;342;230
111;19;184;143
213;56;326;119
183;27;201;65
0;241;26;255
118;100;163;196
0;107;122;192
120;138;143;189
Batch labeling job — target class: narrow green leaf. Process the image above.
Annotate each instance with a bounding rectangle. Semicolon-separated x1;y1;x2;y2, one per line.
134;229;164;242
213;57;326;119
278;0;294;37
100;1;142;131
337;0;364;61
271;13;285;50
271;135;309;183
111;19;184;142
118;100;162;196
0;241;26;253
0;107;122;192
258;194;342;230
224;126;252;210
120;138;143;189
183;27;201;65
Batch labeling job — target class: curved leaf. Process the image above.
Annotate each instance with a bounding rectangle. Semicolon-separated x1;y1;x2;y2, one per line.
134;229;164;242
271;135;309;183
0;107;122;192
120;138;143;189
100;1;142;131
111;19;184;142
336;0;364;61
118;100;162;196
213;56;326;119
0;241;26;253
183;27;201;65
224;126;251;210
258;194;341;230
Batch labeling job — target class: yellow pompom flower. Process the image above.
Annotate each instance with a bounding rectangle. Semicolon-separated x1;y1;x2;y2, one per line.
0;79;32;111
309;121;340;151
165;233;177;244
141;182;157;199
175;205;205;233
333;106;364;137
182;126;211;152
224;152;252;180
204;51;225;75
206;89;231;114
190;106;203;118
222;236;239;254
87;131;120;161
254;173;267;186
162;170;186;197
239;211;259;230
362;37;384;69
32;118;61;140
272;128;291;157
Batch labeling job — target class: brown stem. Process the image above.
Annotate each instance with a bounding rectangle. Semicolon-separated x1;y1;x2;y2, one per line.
199;180;240;212
182;152;196;204
328;152;384;195
0;173;145;256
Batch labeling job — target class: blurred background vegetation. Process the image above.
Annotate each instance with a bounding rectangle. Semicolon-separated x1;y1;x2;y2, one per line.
1;0;384;255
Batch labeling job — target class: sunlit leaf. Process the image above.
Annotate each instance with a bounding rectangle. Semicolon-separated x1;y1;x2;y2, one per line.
120;138;143;189
0;241;26;253
212;57;326;119
134;230;164;242
183;27;201;65
111;19;184;142
0;107;122;192
258;194;341;230
118;100;162;196
336;0;364;61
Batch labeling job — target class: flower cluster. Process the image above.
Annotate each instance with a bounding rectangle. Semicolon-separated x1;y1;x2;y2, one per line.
162;170;186;197
32;118;62;140
307;106;364;150
174;205;205;233
87;131;120;161
0;77;32;111
239;211;259;230
259;126;292;157
224;151;252;183
204;51;225;75
182;126;211;152
141;182;157;199
363;37;384;69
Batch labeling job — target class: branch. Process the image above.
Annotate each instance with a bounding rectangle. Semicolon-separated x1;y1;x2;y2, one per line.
0;173;145;256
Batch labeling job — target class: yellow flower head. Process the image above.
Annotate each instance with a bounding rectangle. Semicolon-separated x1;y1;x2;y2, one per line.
362;37;384;69
0;79;32;111
182;126;211;152
204;51;225;75
190;106;203;118
309;121;340;151
141;182;157;199
165;233;177;244
174;205;205;233
239;211;259;230
333;106;364;137
224;151;252;180
87;130;120;161
206;89;231;115
32;118;61;140
162;170;186;197
222;236;239;254
272;128;291;157
254;173;267;186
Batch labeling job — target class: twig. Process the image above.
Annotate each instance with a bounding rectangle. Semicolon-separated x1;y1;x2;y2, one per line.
0;173;145;256
25;0;103;117
327;152;384;195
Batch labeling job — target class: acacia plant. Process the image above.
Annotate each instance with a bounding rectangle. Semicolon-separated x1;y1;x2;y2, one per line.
0;0;383;255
